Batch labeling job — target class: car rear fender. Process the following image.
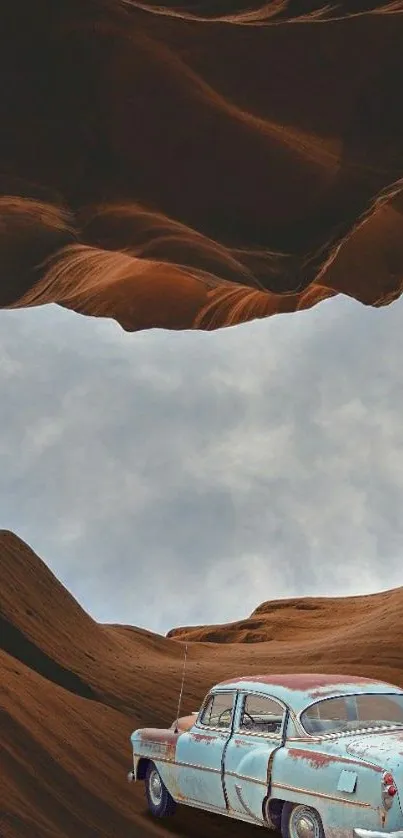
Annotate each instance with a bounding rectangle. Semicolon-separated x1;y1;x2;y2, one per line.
270;745;391;832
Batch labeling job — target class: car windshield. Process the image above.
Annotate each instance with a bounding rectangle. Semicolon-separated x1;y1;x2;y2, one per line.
301;693;403;735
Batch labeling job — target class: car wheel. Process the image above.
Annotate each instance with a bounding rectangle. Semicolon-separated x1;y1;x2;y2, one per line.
281;802;325;838
145;762;177;818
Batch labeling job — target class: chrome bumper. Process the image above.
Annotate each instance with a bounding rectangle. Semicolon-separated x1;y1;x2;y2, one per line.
354;831;403;838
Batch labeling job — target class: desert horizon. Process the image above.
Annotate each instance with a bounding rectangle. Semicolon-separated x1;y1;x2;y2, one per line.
2;529;403;836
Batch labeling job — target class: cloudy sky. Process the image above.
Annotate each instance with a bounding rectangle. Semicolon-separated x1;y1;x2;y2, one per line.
1;294;403;634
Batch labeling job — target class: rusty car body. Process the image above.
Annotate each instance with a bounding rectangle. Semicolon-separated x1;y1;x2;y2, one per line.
128;673;403;837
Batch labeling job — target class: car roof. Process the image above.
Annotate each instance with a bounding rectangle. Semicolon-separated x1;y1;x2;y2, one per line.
212;673;403;714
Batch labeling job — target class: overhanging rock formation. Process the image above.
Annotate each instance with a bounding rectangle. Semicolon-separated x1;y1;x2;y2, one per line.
1;0;403;332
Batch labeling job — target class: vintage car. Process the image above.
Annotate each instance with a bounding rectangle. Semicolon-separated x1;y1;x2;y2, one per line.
128;673;403;837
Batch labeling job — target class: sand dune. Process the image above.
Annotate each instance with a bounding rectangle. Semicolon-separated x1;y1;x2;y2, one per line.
1;1;403;332
1;529;403;836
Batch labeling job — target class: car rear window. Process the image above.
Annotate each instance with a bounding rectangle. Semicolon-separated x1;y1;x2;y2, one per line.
301;693;403;735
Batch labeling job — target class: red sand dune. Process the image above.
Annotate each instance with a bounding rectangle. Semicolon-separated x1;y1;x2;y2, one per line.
1;1;403;332
1;529;403;836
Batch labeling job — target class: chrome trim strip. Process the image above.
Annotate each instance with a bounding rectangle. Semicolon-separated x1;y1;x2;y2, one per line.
132;751;221;774
176;760;221;774
192;723;233;734
306;723;403;742
226;769;267;786
235;784;265;824
271;781;373;808
211;687;241;693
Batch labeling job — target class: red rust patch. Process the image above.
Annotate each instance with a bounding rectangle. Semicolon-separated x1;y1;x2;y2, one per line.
190;732;215;744
288;748;336;769
139;728;181;745
287;748;382;773
219;672;384;692
309;683;383;699
218;674;388;692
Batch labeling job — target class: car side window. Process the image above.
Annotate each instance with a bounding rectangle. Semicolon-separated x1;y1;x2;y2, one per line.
238;694;285;736
199;692;235;729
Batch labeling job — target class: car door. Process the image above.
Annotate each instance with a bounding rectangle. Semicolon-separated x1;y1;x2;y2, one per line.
224;691;287;821
174;689;236;811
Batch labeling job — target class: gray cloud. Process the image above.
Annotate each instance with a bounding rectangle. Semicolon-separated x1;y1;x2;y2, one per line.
1;295;403;634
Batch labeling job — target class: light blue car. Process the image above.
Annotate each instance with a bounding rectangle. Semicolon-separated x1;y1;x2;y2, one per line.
128;673;403;838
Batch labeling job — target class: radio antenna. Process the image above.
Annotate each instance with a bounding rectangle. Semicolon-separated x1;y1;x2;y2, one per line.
174;642;188;734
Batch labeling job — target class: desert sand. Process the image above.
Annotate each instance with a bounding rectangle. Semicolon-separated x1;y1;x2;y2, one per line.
1;1;403;333
1;529;403;837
